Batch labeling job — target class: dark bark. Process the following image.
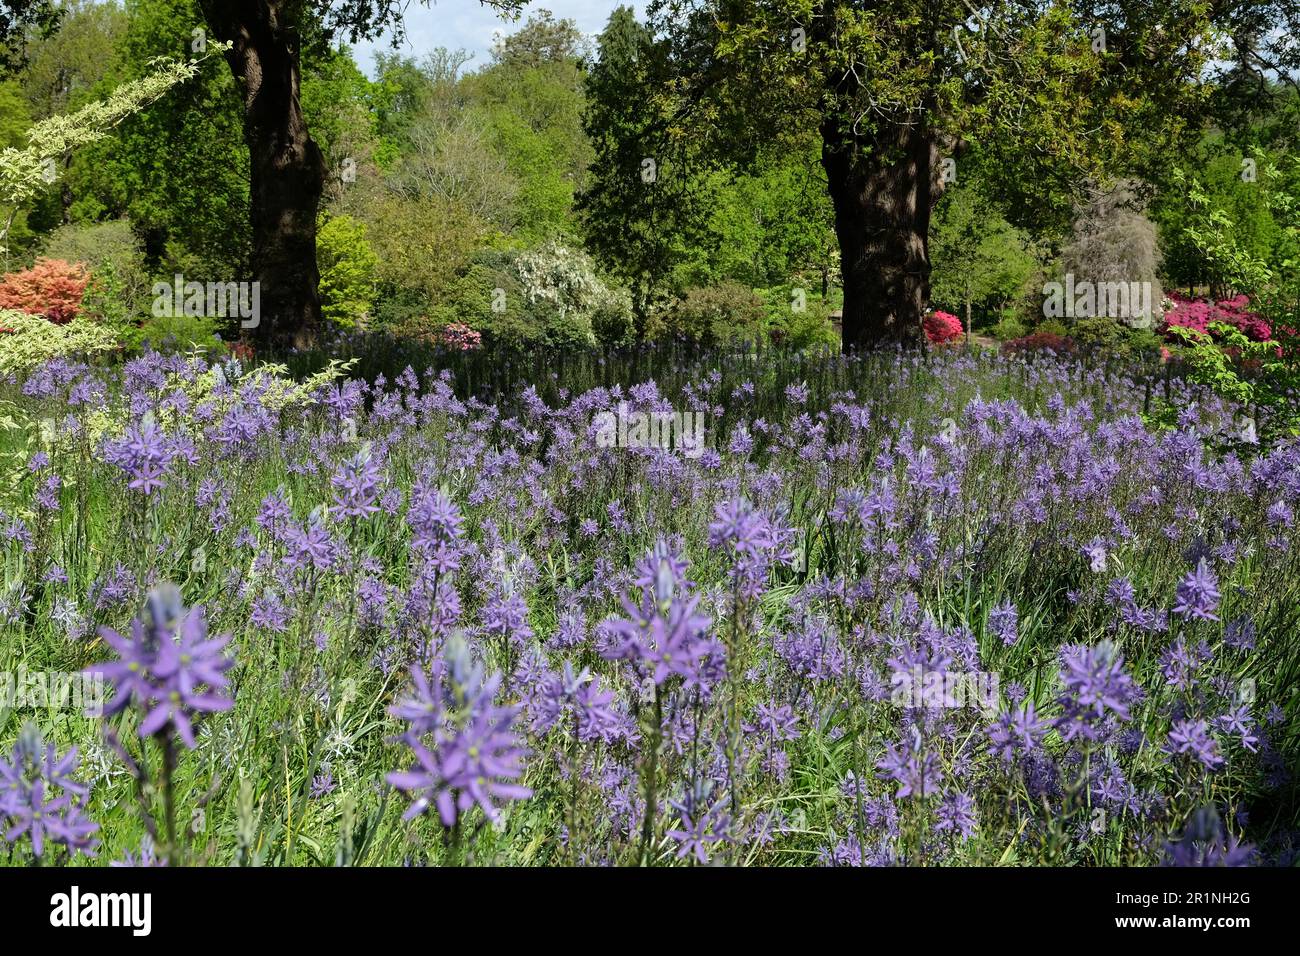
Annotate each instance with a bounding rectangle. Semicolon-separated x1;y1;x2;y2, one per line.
821;116;938;353
199;1;326;350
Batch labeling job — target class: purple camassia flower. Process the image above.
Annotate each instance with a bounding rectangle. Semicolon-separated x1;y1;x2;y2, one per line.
310;772;337;799
987;598;1019;646
34;473;60;512
1082;537;1108;573
934;790;978;839
746;700;800;743
256;487;293;538
1106;576;1169;634
250;589;290;633
531;662;622;743
548;607;587;650
1172;558;1220;621
285;509;335;572
1264;499;1292;529
707;498;794;603
667;797;731;864
986;701;1049;764
91;561;136;611
1223;615;1256;651
0;725;98;859
102;413;174;497
1163;807;1255;866
111;835;166;867
481;588;534;648
1165;720;1223;771
1160;637;1212;691
90;585;234;748
1055;642;1138;742
330;445;383;519
1215;706;1259;753
877;725;942;799
407;480;465;573
387;641;531;828
600;541;716;688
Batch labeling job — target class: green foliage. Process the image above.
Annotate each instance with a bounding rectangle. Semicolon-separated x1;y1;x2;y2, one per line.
416;241;633;349
368;51;447;158
42;218;148;296
511;239;631;347
1250;155;1300;331
137;308;221;351
781;310;840;351
41;218;150;342
349;188;493;311
1061;181;1164;329
301;44;375;198
316;213;377;330
0;26;223;261
0;0;1293;361
1160;322;1300;442
1154;141;1296;295
988;312;1029;342
930;185;1042;327
19;0;126;120
0;76;36;255
649;281;768;346
1067;316;1162;358
677;143;836;294
1164;164;1275;300
63;0;246;276
579;6;715;319
1159;151;1300;331
639;0;1217;296
470;12;593;240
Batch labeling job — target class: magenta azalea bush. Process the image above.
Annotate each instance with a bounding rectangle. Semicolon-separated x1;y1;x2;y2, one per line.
1162;293;1273;343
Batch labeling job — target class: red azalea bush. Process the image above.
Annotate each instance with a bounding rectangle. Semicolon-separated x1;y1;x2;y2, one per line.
1161;292;1272;342
1001;331;1077;355
0;258;91;325
924;310;964;345
226;340;256;363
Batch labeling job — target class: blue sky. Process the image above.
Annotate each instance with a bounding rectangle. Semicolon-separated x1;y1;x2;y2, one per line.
349;1;643;75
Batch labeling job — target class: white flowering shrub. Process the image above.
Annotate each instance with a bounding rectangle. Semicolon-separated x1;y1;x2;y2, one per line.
514;240;634;346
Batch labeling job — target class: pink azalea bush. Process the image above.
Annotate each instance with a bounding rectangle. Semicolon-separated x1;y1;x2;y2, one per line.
1161;293;1272;342
432;321;482;351
924;310;964;345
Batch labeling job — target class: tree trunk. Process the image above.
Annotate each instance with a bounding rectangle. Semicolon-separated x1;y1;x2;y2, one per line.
821;117;939;353
199;1;325;350
964;282;972;344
